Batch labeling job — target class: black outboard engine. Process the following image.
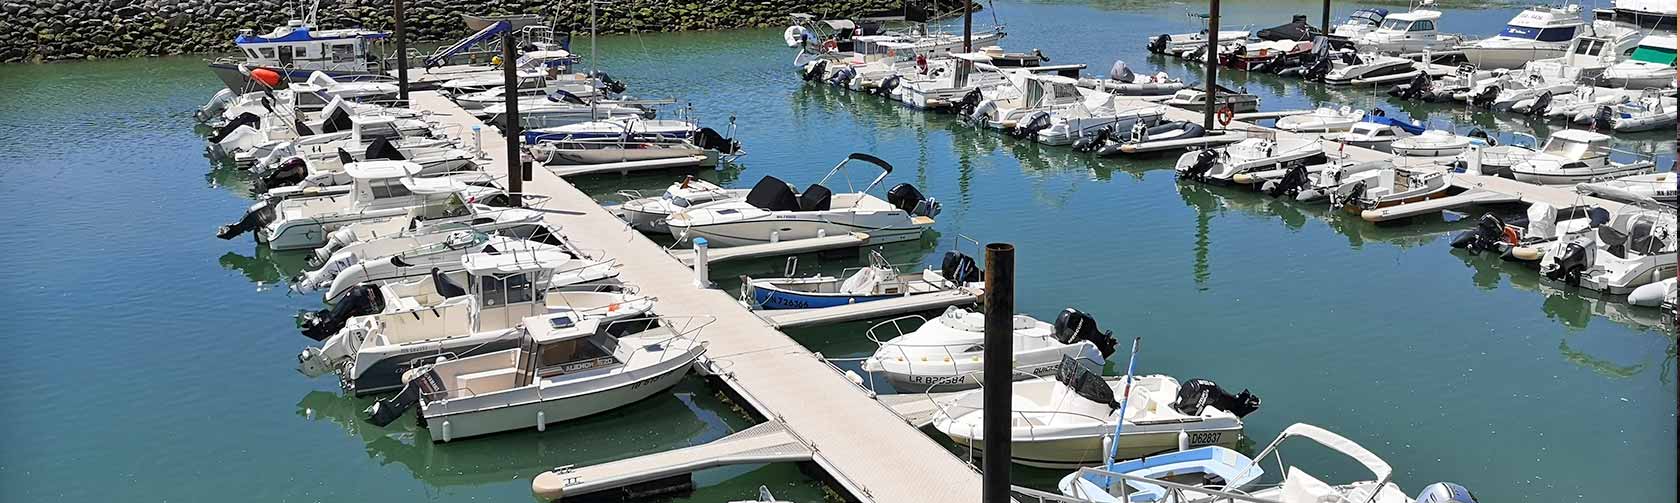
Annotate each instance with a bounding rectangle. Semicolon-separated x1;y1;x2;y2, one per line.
1303;55;1332;81
955;89;983;116
297;284;385;341
1528;91;1553;117
1545;241;1590;284
1264;163;1309;198
1471;85;1499;108
828;66;856;87
1052;308;1119;358
1450;213;1507;254
217;198;277;239
886;182;940;217
1180;149;1220;180
1169;380;1263;420
1171;378;1262;418
1148;34;1171;54
875;74;901;96
1331;180;1366;209
1071;126;1112;152
694;127;741;154
592;71;628;94
939;250;983;283
1010;111;1052;139
1593;105;1616;131
1466;129;1496;147
802;60;828;82
364;368;443;427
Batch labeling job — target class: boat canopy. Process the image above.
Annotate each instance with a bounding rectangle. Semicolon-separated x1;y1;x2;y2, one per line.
1349;8;1388;23
235;24;387;44
1366;115;1426;135
462;248;573;276
1499;25;1576;42
1252;423;1394;483
1629;37;1677;64
345;160;424;180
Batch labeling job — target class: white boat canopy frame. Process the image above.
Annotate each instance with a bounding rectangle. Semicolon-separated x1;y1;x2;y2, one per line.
817;152;896;194
1246;422;1395;503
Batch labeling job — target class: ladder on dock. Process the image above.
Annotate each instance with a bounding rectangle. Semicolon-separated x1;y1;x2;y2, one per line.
531;420;814;501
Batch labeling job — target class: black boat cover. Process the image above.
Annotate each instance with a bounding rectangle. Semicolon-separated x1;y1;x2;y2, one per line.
745;176;800;212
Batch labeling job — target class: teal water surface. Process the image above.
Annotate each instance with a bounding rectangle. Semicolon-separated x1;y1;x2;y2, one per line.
0;1;1674;502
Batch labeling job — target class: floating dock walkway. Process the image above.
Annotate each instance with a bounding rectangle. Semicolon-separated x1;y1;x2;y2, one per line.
532;420;813;500
411;91;983;503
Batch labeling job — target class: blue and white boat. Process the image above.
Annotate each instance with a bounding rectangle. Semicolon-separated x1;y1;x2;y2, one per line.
742;250;980;310
209;18;391;91
1057;446;1263;503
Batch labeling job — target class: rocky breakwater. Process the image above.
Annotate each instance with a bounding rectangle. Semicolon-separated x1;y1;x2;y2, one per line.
2;0;972;63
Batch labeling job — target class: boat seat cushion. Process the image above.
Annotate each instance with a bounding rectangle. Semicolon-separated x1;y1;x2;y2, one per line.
1279;467;1336;503
839;267;878;294
799;184;832;211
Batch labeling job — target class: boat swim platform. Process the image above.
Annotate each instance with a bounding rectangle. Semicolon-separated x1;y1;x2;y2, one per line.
757;288;983;330
531;420;814;501
546;155;714;178
409;91;984;503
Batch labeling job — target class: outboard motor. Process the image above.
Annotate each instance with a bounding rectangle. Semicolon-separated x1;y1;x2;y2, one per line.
1179;149;1220;180
1465;129;1496;147
1010;110;1052;138
801;60;828;82
1526;91;1553;117
1110;60;1136;83
875;74;901;96
217;198;277;239
886;183;940;218
364;368;443;427
955;89;984;117
253;157;310;194
1471;85;1499;108
1593;105;1616;131
1331;180;1366;209
1263;163;1309;198
694;127;741;154
939;250;983;283
592;71;627;94
1544;241;1591;284
1171;378;1261;418
1071;126;1112;152
1052;308;1119;357
1303;55;1332;81
827;66;856;87
1450;213;1509;254
1416;482;1478;503
296;284;385;341
1148;34;1171;54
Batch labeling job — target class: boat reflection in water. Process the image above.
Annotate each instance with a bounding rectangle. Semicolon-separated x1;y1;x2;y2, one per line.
219;247;312;288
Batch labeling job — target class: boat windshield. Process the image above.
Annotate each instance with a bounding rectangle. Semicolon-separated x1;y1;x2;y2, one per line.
1350;10;1384;24
1379;19;1410;30
1629;46;1678;65
1541;138;1605;159
1499;25;1575;42
662;190;693;208
1573;38;1609;56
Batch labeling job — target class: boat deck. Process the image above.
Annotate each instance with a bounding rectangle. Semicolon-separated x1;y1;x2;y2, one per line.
409;91;983;503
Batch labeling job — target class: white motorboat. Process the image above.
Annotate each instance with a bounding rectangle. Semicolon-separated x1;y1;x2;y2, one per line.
896;52;1016;110
311;203;542;261
235;112;448;170
1463;140;1540;178
1076;61;1187;96
1328;164;1453;211
1060;423;1473;503
1354;4;1462;54
967;72;1112;131
529;136;711;167
612;177;749;233
1584;171;1676;206
1597;88;1678;132
216;160;505;250
482;96;651;130
1264;159;1392;201
1599;34;1676;89
1318;115;1422;153
253;137;478;192
364;313;710;441
1175;135;1328;183
1543;85;1643;122
300;249;655;396
860;307;1118;391
1275;106;1365;133
1509;129;1655;184
1322;53;1421;86
1032;102;1166;146
929;357;1258;468
1455;3;1587;70
451;75;603;111
1469;26;1641;110
1146;27;1252;57
309;225;617;304
1539;204;1676;295
1389;128;1474;157
1161;86;1261;113
522;116;707;144
743;249;981;310
665;153;939;247
1089;120;1211;157
1331;8;1390;40
1220;39;1315;72
786;14;1007;63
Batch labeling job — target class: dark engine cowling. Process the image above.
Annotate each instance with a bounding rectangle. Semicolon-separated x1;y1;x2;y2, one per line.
886;183;940;217
592;71;628;94
217;199;277;239
828;66;856;87
297;284;385;341
1148;34;1170;54
364;368;442;427
1171;378;1261;418
802;60;828;82
694;127;741;154
1071;126;1112;153
210;112;263;143
253;157;310;194
1471;85;1499;108
1450;213;1506;254
939;250;983;283
955;89;983;116
1593;105;1616;131
1528;91;1553;117
1263;163;1310;198
1545;242;1589;284
1180;149;1220;180
875;74;901;96
1053;308;1119;358
1010;111;1052;139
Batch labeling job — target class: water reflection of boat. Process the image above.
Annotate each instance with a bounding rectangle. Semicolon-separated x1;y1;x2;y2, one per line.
294;378;737;488
218;247;312;287
1452;246;1677;335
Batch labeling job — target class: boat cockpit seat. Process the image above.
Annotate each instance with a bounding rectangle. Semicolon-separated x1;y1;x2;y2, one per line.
1626;218;1665;255
799;184;832;212
336;148;355;166
1598;224;1630;258
839;267;879;294
431;267;467;298
1278;467;1337;503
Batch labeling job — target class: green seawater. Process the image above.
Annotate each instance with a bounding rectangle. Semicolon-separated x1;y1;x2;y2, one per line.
0;1;1673;501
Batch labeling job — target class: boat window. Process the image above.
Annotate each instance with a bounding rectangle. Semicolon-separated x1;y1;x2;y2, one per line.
245;48;259;59
479;272;536;307
1409;20;1434;32
258;47;276;59
294;46;308;58
359;122;399;140
535;338;614;375
1380;19;1409;30
1374;129;1394;137
1630;45;1678;65
1503;26;1576;42
1541;138;1601;159
331;44;356;63
369;178;413;199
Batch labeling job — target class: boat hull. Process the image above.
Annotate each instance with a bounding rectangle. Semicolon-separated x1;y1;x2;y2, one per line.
749;284;897;310
209;62;403;92
942;424;1244;468
422;350;701;441
348;335;525;396
1511;165;1656;185
1458;46;1565;70
669;216;929;248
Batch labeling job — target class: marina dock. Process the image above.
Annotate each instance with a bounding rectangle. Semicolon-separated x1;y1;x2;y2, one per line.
410;91;985;503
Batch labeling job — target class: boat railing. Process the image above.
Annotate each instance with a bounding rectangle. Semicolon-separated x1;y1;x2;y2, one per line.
1024;466;1282;503
609;315;716;368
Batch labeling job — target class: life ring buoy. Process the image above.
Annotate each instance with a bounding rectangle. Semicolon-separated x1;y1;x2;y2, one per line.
1216;106;1234;126
823;40;838;52
1502;226;1520;245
